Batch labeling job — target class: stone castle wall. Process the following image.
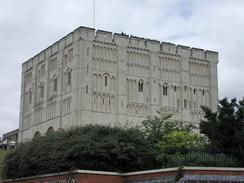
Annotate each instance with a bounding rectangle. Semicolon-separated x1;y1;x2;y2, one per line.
19;26;218;142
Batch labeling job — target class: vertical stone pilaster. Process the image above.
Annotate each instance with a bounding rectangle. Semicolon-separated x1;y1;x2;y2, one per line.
114;35;129;126
147;41;160;116
206;51;218;112
79;28;95;126
177;45;191;122
18;65;25;143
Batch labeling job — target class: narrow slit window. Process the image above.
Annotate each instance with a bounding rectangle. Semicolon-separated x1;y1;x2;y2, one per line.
105;76;108;87
163;86;168;96
67;71;71;85
138;82;143;92
29;91;32;104
184;99;187;109
53;78;57;92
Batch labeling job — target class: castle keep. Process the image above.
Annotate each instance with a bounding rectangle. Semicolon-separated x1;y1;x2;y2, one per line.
19;26;218;142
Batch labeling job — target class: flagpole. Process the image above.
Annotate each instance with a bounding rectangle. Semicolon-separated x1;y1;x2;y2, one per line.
93;0;96;29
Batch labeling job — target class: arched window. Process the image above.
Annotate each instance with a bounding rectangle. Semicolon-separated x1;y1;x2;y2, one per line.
29;89;32;104
184;86;187;93
53;78;57;92
67;71;71;85
34;131;41;138
40;83;44;98
174;86;177;92
163;85;168;96
47;127;54;135
86;85;88;94
138;80;143;92
184;99;187;109
202;90;205;96
105;76;108;87
194;88;196;95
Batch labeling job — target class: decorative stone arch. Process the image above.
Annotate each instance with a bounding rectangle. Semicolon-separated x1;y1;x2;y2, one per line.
47;127;54;135
93;73;97;90
110;75;115;92
98;74;102;90
38;82;45;99
163;83;169;96
65;67;72;86
103;73;110;87
138;79;144;92
33;131;41;138
50;75;58;93
27;88;32;104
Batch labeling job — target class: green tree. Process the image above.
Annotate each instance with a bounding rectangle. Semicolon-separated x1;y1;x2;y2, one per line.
157;131;204;152
141;112;207;167
141;112;196;144
200;97;244;163
156;131;206;166
4;125;160;179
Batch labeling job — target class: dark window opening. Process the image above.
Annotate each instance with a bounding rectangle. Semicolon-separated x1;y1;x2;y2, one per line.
105;76;108;87
53;78;57;92
163;86;168;96
184;99;187;109
67;71;71;85
40;85;44;98
138;82;143;92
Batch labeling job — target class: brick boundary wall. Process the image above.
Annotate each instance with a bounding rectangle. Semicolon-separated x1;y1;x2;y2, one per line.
2;167;244;183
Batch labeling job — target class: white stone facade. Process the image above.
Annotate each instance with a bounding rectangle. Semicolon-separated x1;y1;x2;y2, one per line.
18;26;218;142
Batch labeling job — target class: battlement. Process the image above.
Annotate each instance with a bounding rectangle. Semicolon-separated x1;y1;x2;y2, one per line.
96;30;113;42
22;26;218;70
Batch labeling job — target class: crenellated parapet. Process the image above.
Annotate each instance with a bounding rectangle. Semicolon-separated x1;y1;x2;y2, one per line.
95;30;114;43
22;26;81;72
22;26;218;72
161;42;177;55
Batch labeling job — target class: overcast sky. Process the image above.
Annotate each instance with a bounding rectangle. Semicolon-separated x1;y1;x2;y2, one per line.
0;0;244;137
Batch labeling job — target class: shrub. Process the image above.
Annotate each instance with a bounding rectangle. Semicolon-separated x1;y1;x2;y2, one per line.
4;125;160;179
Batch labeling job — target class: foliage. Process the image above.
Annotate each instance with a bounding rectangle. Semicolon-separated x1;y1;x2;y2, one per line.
157;131;205;152
3;125;160;179
141;112;208;168
200;97;244;163
141;112;196;144
0;150;10;181
156;131;207;165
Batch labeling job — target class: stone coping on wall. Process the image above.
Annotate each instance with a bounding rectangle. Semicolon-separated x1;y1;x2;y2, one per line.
3;167;244;183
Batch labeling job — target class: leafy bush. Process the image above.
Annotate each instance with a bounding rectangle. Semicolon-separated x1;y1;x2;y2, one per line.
0;150;10;180
3;125;160;179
